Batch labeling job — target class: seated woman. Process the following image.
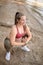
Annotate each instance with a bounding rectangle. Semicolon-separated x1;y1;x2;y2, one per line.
4;12;32;61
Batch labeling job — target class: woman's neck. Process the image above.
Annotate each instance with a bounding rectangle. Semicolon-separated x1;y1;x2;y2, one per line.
16;23;23;28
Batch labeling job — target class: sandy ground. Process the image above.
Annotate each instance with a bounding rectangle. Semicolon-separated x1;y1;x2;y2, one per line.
0;1;43;65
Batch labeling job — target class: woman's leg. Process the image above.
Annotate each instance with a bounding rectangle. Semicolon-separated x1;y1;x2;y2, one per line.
4;37;12;52
4;38;12;61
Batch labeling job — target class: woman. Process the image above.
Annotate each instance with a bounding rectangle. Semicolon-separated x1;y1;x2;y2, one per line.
4;12;32;61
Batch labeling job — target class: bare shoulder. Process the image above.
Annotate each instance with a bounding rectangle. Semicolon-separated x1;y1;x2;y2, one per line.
11;25;17;34
26;25;30;30
11;25;17;31
24;24;30;31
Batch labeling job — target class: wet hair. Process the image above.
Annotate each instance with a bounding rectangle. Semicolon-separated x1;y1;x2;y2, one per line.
15;12;24;25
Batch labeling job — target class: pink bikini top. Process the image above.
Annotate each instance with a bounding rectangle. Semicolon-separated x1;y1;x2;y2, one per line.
16;27;25;38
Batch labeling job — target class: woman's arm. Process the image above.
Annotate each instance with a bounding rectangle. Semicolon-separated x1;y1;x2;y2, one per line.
23;25;32;43
9;26;26;46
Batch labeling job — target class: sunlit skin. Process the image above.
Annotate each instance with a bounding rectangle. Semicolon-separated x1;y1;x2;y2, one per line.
9;16;32;46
